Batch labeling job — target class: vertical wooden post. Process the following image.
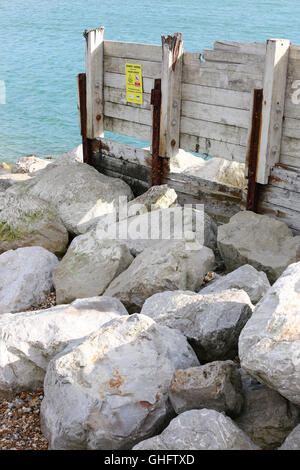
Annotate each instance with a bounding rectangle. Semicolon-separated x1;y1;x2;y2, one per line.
151;79;162;185
85;27;105;140
159;32;183;161
246;89;263;212
256;38;290;184
77;73;90;164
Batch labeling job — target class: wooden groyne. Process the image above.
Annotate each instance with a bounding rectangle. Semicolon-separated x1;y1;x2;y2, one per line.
78;29;300;233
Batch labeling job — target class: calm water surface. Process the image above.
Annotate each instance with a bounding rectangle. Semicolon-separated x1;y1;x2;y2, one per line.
1;0;300;162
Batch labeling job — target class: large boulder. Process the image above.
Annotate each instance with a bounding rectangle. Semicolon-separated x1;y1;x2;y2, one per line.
0;247;58;314
0;296;128;396
53;234;134;305
200;264;270;304
235;370;300;449
279;425;300;450
217;211;300;283
78;185;179;237
133;409;258;450
141;289;253;362
95;206;217;257
0;192;68;255
239;261;300;406
7;162;134;235
40;314;199;450
11;155;51;174
49;145;83;166
104;240;215;313
169;361;244;417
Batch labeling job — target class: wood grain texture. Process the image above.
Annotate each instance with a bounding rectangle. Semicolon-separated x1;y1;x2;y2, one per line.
85;27;105;139
214;40;266;56
180;116;248;146
159;33;183;159
104;40;162;62
104;101;152;126
256;39;290;184
181;100;249;128
104;56;161;79
181;84;251;109
182;65;263;92
179;133;246;162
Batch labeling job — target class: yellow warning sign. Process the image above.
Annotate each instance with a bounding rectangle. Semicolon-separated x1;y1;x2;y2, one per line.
125;63;143;105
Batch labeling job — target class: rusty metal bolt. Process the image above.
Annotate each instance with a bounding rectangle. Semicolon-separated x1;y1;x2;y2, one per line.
171;139;176;147
96;114;102;121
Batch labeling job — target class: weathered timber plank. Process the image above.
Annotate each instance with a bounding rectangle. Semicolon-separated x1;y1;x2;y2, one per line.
259;183;300;208
258;200;300;232
104;40;162;62
284;78;300;119
104;86;151;110
280;136;300;159
279;154;300;168
166;171;245;199
179;133;246;162
181;100;249;128
93;138;152;167
214;41;266;56
104;72;154;94
167;184;244;223
91;151;151;183
287;58;300;78
159;33;183;159
104;56;161;79
282;117;300;138
256;39;290;184
201;49;265;64
85;27;105;139
288;45;300;61
104;116;151;141
182;66;263;92
104;101;152;126
269;165;300;192
94;166;150;197
184;59;264;75
181;84;251;110
180;116;248;146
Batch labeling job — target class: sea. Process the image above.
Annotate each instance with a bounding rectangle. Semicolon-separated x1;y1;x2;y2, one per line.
1;0;300;164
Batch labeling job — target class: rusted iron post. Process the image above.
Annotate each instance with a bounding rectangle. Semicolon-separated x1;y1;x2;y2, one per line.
77;73;93;165
151;79;162;185
246;88;263;211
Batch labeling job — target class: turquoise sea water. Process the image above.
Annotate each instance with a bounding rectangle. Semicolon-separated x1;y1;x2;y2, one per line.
1;0;300;163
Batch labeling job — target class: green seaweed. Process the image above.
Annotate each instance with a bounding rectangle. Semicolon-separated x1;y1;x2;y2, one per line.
0;221;21;241
0;208;55;242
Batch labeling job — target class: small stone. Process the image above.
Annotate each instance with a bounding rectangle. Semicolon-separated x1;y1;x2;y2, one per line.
169;361;244;417
200;264;270;304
